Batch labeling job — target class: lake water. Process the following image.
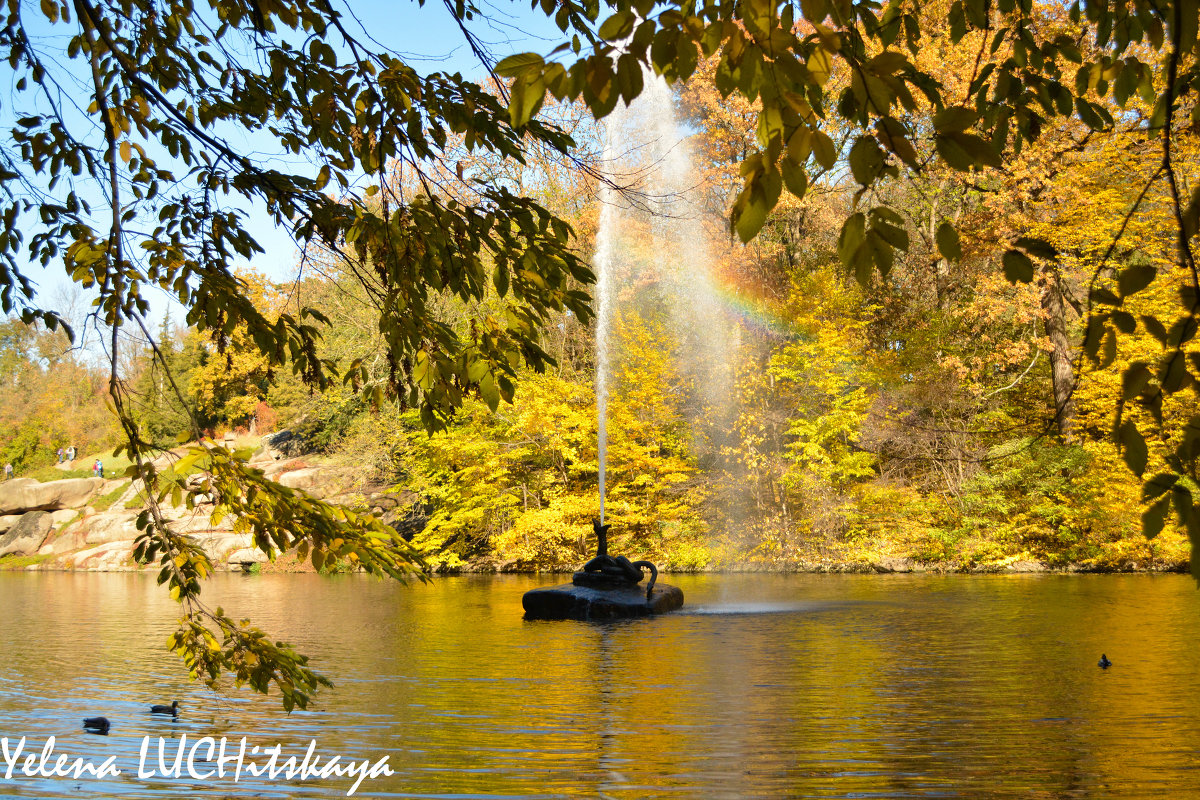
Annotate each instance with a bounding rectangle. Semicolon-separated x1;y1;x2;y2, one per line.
0;571;1197;798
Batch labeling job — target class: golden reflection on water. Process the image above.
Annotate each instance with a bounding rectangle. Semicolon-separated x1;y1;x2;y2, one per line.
0;572;1197;798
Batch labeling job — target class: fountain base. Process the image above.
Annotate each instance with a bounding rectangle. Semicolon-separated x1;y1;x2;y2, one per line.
522;579;683;621
525;520;682;620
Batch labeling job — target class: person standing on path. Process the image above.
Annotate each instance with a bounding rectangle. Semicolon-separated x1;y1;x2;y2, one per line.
4;463;12;480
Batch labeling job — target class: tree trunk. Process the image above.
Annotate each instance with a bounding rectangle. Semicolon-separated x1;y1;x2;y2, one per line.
1041;266;1077;442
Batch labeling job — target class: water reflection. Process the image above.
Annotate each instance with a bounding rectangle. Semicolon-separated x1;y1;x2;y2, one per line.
0;572;1196;797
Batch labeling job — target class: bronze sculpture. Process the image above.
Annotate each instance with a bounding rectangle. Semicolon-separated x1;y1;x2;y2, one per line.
577;519;658;598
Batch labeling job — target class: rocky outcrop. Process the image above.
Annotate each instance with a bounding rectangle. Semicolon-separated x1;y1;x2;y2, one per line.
0;450;404;573
79;512;141;545
62;541;137;571
267;462;361;499
0;477;104;514
0;511;54;556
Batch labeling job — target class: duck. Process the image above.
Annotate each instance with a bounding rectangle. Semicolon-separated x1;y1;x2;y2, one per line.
83;717;110;734
1098;654;1112;668
150;700;180;716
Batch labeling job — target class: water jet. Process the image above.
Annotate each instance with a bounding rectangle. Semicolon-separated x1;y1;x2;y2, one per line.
523;68;722;621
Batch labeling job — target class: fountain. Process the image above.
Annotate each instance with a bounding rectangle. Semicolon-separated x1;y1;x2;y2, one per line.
523;518;685;620
523;69;723;621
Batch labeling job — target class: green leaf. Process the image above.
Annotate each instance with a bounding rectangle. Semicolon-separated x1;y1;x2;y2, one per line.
807;48;832;85
838;212;867;269
495;52;545;77
811;130;836;170
1083;313;1108;361
1118;264;1156;297
1013;236;1056;259
870;209;908;250
945;132;1000;167
848;136;884;186
466;358;490;383
933;105;976;133
874;117;918;166
1122;362;1152;399
509;72;546;127
1183;183;1200;240
1076;97;1107;130
1161;351;1191;393
479;372;500;411
733;185;769;243
412;350;431;388
1142;315;1168;343
1167;316;1198;347
781;157;808;197
598;9;636;41
1120;419;1148;476
1173;484;1194;523
1143;494;1170;539
1142;472;1179;501
934;134;974;171
1180;0;1198;57
800;0;828;22
935;221;961;261
1002;249;1034;283
1110;309;1136;333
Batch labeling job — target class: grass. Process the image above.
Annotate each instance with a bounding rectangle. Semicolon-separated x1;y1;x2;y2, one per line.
19;438;263;486
27;466;92;482
23;449;136;483
92;481;131;512
0;553;53;570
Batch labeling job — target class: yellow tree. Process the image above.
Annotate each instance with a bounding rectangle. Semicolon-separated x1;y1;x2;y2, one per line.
187;271;284;429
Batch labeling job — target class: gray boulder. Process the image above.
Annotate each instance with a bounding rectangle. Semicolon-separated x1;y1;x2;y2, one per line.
874;556;915;573
226;547;268;565
0;477;105;514
255;430;308;461
0;511;53;556
43;529;88;555
277;467;323;491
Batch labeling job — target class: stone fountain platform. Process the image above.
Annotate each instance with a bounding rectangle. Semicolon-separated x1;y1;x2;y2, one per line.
523;572;684;621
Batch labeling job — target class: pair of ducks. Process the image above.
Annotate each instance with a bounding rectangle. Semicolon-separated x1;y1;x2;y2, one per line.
83;701;179;734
